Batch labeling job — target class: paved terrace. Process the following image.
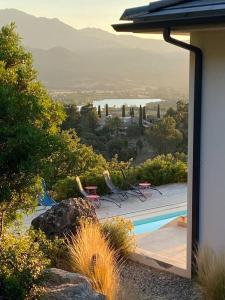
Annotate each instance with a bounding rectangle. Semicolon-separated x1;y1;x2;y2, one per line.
97;183;187;220
24;183;187;274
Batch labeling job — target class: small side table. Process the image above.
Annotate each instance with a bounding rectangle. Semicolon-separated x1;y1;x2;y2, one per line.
139;182;151;190
85;186;98;195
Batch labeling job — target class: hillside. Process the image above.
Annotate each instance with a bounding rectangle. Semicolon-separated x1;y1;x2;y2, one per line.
0;9;189;94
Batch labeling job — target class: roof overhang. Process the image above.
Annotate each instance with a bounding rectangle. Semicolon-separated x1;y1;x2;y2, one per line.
112;1;225;34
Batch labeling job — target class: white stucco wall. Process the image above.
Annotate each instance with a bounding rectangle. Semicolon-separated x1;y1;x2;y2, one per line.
190;30;225;251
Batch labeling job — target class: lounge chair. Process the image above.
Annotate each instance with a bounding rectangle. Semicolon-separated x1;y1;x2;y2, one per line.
103;170;144;201
38;179;57;207
120;169;162;195
76;176;121;208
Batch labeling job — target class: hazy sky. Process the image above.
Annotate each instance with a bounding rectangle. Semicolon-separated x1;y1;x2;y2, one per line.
0;0;150;32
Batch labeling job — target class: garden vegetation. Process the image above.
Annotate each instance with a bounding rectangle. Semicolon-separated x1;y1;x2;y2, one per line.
68;220;120;300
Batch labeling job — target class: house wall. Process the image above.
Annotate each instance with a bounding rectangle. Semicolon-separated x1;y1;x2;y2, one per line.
190;30;225;251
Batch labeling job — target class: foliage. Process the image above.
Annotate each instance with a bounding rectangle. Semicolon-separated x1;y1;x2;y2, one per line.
79;103;99;133
68;219;120;300
106;116;122;136
122;105;126;118
135;154;187;186
29;229;68;269
101;217;135;258
166;100;188;152
0;23;65;234
139;105;143;127
52;154;187;200
41;129;107;187
146;116;183;154
107;138;137;162
0;231;50;300
126;124;143;138
197;246;225;300
61;104;80;130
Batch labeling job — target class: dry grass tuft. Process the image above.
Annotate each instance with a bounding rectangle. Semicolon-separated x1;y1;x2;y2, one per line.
68;219;120;300
196;246;225;300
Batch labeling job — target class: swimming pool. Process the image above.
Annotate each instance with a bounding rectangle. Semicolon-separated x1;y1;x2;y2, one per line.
133;210;187;235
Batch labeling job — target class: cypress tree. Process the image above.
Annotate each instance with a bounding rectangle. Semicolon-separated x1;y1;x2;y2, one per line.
122;104;126;118
98;105;101;118
130;107;132;117
106;104;109;117
139;105;143;127
143;106;147;121
132;107;135;117
157;104;161;119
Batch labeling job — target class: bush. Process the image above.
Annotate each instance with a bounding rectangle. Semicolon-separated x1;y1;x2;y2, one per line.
135;154;187;186
0;232;50;300
52;154;187;201
197;246;225;300
101;217;135;258
68;220;120;300
29;229;68;269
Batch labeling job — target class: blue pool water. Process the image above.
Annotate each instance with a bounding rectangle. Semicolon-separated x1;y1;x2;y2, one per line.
133;210;187;235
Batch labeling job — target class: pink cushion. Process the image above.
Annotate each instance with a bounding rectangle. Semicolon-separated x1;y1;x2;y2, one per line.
86;195;100;201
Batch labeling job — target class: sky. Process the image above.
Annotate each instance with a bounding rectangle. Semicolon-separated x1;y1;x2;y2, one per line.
0;0;150;32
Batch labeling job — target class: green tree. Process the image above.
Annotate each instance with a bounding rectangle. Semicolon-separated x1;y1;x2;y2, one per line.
143;106;147;121
79;103;99;133
0;24;65;235
105;104;109;117
139;105;143;127
157;104;161;119
98;105;101;118
41;129;107;186
122;105;126;118
106;117;122;136
61;104;80;130
166;100;188;153
146;116;183;154
130;107;132;117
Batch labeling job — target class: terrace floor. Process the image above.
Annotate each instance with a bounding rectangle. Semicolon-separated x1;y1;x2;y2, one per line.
97;183;187;273
24;183;187;274
97;183;187;220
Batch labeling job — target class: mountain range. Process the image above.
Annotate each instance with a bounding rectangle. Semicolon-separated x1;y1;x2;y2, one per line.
0;9;189;94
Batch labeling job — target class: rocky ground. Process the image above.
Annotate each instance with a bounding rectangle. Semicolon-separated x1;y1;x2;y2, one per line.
118;260;202;300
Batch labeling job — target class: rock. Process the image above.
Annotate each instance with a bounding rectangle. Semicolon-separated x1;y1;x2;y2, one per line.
31;198;98;238
42;268;105;300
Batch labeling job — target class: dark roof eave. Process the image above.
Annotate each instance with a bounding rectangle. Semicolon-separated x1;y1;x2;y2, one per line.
112;15;225;33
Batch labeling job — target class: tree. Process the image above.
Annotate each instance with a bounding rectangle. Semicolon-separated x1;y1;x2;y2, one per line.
157;104;161;119
130;107;132;117
61;104;80;130
106;117;122;136
98;105;101;118
41;129;107;186
122;105;126;118
79;103;99;133
166;100;188;153
0;24;65;235
143;106;147;121
146;116;183;154
105;104;109;117
139;105;143;127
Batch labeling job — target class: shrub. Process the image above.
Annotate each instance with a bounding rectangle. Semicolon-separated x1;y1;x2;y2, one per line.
68;220;120;300
101;217;135;258
0;232;50;300
29;229;68;269
52;154;187;201
197;246;225;300
135;154;187;186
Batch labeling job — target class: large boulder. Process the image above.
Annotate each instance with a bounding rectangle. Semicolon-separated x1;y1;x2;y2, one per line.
31;198;98;238
42;268;105;300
